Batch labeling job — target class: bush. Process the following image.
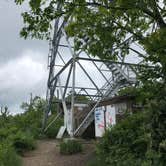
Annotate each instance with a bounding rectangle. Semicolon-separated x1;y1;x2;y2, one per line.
0;127;18;140
45;116;63;138
0;141;21;166
12;109;42;139
86;156;107;166
60;139;83;154
10;131;35;154
96;112;150;166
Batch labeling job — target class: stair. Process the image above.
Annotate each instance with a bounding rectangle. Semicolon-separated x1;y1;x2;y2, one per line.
74;82;121;136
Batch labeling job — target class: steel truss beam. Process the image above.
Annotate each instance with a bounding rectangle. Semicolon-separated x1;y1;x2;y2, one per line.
42;13;148;137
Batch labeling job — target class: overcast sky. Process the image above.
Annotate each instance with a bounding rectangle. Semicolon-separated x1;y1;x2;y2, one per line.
0;1;49;114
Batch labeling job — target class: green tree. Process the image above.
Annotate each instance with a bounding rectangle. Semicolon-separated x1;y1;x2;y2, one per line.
0;106;10;119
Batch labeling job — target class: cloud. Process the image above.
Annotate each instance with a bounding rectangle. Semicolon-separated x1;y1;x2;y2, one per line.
0;1;49;113
0;1;48;65
0;51;48;113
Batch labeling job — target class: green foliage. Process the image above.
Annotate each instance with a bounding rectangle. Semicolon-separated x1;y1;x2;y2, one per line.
142;28;166;66
93;103;166;166
118;86;137;96
45;116;63;138
60;139;83;155
0;95;64;165
50;96;61;114
0;96;46;162
66;92;90;103
0;127;18;140
150;100;166;150
86;157;107;166
118;85;157;105
15;0;64;39
12;113;41;139
0;106;10;120
149;100;166;165
96;112;151;166
0;141;21;166
0;124;36;155
14;0;166;64
9;131;35;154
159;140;166;163
14;96;46;138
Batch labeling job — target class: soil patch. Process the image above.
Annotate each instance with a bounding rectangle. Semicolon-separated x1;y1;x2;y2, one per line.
22;139;95;166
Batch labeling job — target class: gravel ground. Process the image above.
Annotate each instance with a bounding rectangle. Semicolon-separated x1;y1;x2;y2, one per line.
22;139;95;166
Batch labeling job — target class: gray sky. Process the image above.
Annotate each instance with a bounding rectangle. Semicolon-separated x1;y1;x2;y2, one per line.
0;1;49;114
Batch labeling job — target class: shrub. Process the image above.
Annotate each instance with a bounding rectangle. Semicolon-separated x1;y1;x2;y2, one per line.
96;112;150;166
159;140;166;165
86;156;107;166
12;109;42;139
0;127;18;141
60;139;83;154
0;141;21;166
10;131;35;154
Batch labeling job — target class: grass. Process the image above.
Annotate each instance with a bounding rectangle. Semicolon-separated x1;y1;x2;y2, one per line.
60;139;83;155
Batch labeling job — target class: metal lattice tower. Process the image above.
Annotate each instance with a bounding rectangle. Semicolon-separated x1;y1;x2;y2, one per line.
42;12;141;137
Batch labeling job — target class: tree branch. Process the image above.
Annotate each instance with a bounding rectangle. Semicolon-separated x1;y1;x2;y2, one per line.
84;2;166;28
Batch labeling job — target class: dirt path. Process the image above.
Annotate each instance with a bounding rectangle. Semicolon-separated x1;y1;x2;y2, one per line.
22;139;95;166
